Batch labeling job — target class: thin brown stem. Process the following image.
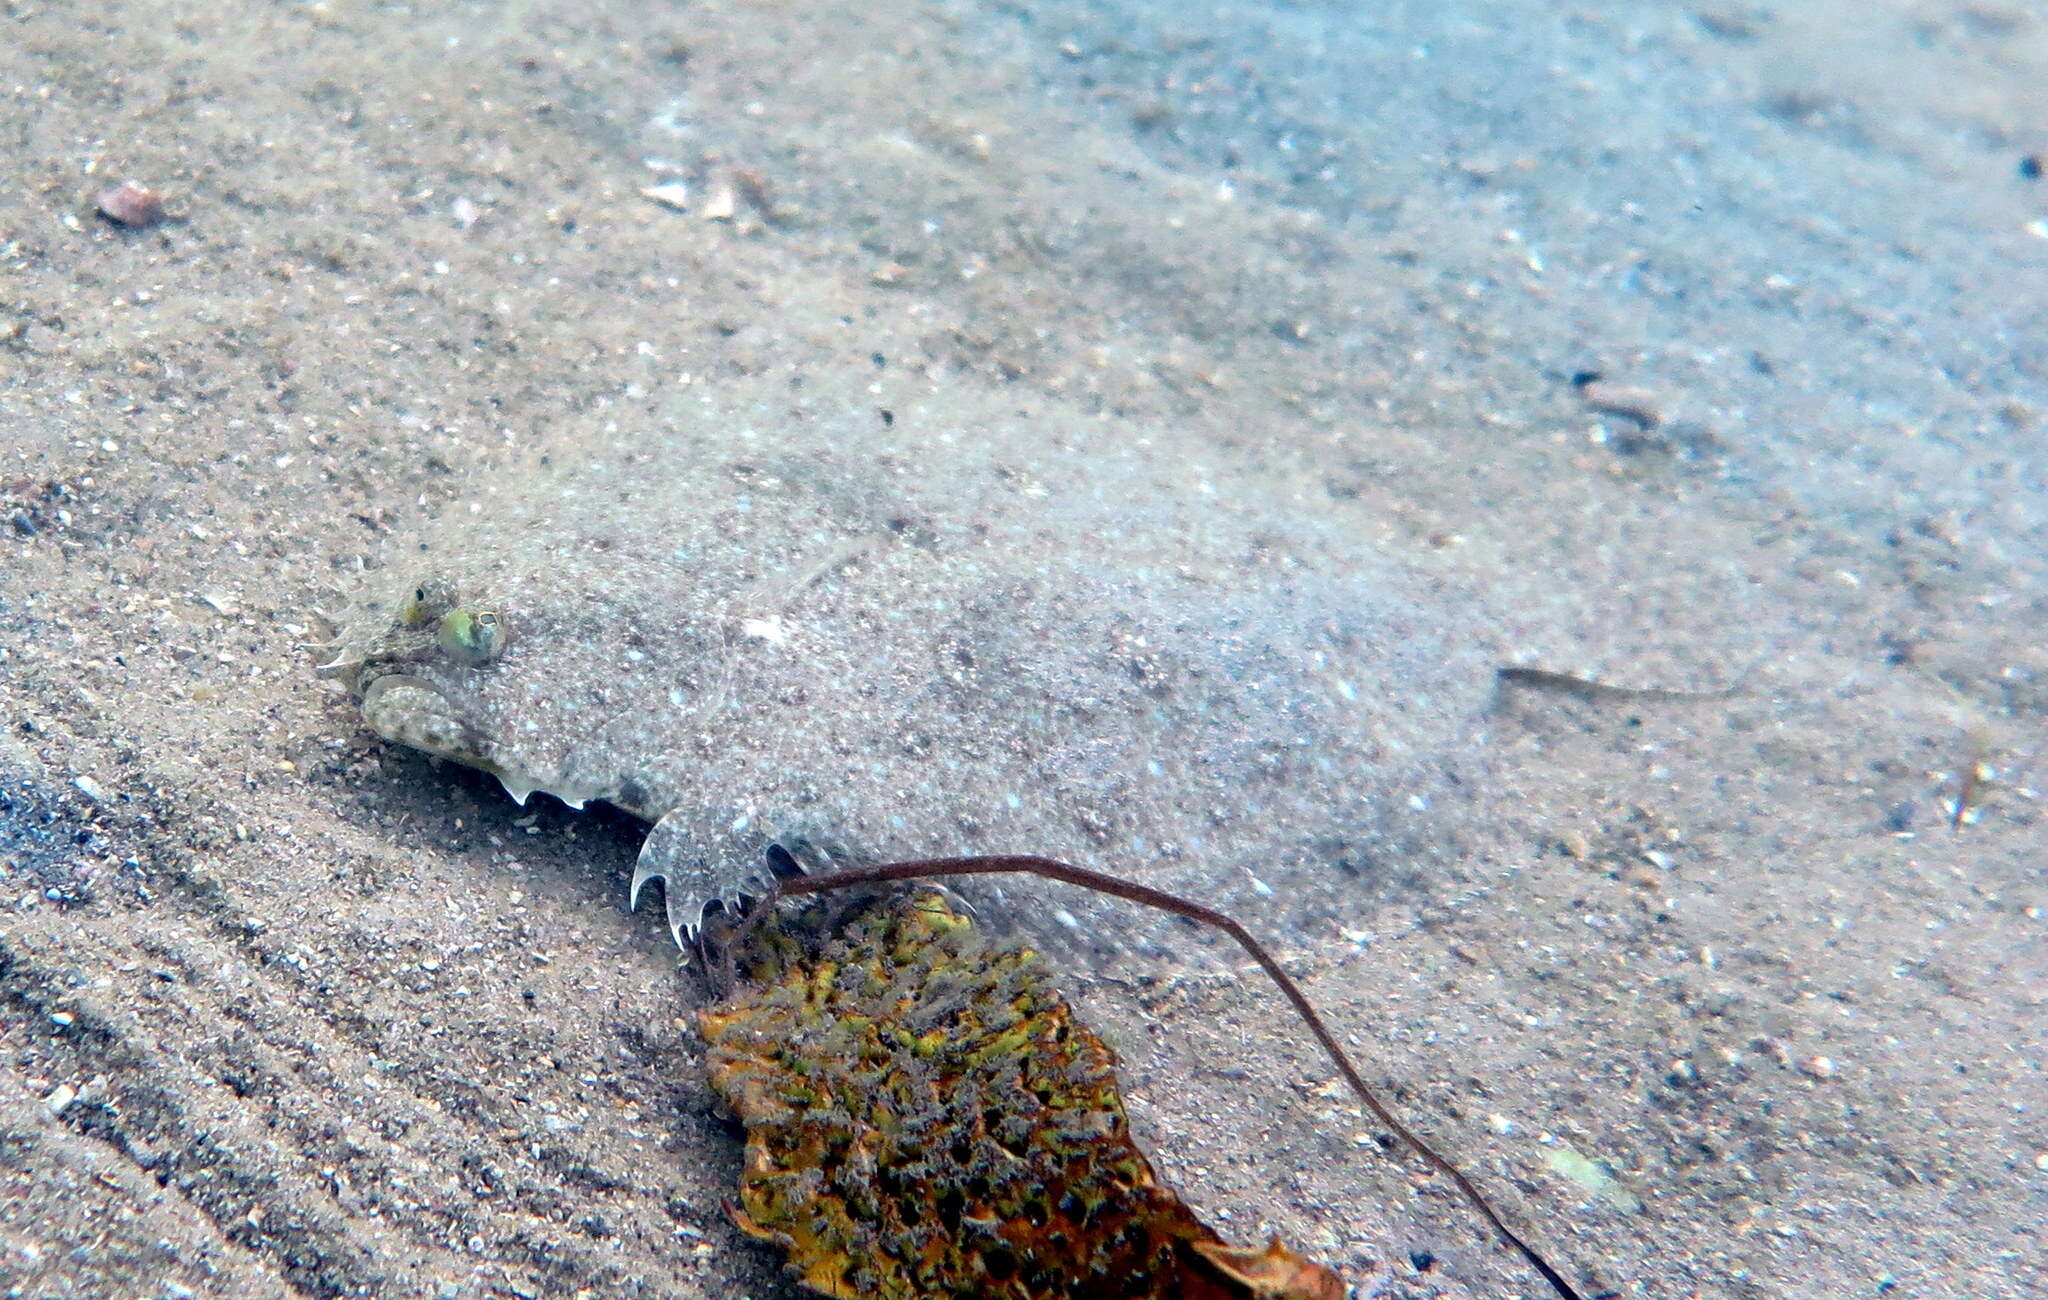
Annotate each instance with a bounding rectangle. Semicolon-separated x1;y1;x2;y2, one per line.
764;854;1588;1300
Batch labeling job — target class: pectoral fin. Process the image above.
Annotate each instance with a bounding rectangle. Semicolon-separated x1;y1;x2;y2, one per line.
629;810;780;949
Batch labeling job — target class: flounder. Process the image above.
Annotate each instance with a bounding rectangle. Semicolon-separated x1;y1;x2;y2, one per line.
324;373;1498;949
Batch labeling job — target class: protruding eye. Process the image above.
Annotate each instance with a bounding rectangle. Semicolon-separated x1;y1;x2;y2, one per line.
437;608;508;666
400;577;458;629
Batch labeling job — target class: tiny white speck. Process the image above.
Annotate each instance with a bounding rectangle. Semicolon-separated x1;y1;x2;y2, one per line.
1408;793;1428;811
1335;679;1357;701
1055;909;1079;929
739;616;787;644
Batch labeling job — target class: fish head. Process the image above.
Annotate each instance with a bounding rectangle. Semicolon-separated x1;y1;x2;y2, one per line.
319;569;620;812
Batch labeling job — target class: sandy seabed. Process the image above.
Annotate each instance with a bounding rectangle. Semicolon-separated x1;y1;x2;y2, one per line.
1;3;2043;1298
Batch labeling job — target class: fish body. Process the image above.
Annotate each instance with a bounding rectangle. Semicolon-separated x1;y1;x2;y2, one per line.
326;375;1497;947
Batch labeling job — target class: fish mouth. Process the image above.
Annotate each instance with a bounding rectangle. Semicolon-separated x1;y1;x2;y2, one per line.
356;671;607;811
360;673;504;776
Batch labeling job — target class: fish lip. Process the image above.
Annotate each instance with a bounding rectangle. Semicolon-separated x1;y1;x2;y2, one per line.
359;672;500;769
357;669;435;713
326;643;418;696
356;672;612;812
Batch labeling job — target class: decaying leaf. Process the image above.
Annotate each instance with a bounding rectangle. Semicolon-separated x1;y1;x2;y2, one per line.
700;892;1350;1300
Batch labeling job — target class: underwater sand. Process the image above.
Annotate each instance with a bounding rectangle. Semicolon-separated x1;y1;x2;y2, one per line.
1;2;2041;1296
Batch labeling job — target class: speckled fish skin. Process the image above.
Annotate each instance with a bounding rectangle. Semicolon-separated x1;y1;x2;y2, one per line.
327;372;1499;949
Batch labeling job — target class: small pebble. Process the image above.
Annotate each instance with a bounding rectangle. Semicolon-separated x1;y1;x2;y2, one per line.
95;181;168;228
640;181;690;212
1542;1144;1644;1213
71;774;109;803
43;1083;77;1115
732;166;779;219
1799;1055;1837;1079
1622;864;1661;889
1575;376;1665;429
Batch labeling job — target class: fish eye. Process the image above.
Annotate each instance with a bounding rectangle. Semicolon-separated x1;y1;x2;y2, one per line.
400;577;457;628
437;607;508;666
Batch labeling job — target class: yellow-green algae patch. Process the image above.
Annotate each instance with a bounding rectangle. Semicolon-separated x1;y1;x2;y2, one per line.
700;892;1347;1300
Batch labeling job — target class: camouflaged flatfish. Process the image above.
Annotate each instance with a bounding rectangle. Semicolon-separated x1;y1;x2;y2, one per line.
700;889;1351;1300
324;372;1497;947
